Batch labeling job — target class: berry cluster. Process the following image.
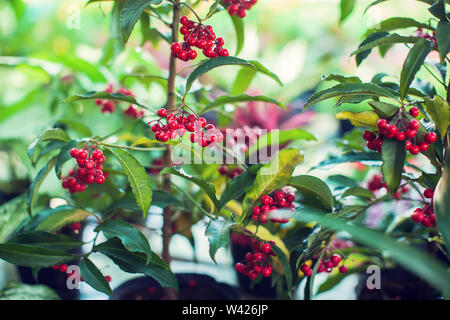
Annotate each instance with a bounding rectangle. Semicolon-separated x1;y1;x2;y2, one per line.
218;165;243;179
52;264;111;283
300;254;347;277
367;174;410;199
150;107;223;148
171;16;228;61
61;146;106;194
234;240;274;280
363;107;437;155
251;189;295;224
416;28;437;47
411;188;436;227
224;0;257;18
95;84;144;118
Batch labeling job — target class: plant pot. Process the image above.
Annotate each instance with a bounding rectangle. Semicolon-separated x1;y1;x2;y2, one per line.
355;267;441;300
111;273;240;300
230;232;277;299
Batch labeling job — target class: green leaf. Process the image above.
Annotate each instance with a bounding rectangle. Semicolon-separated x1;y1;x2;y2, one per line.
0;283;60;300
366;17;433;35
94;238;177;289
436;21;450;64
340;0;356;23
434;141;450;249
290;211;450;298
79;258;113;297
354;31;389;66
399;38;433;99
219;170;256;209
65;91;147;109
26;157;57;215
341;187;375;199
247;129;316;156
161;166;221;210
95;220;152;262
108;149;153;218
321;74;361;83
428;0;447;20
230;15;244;55
232;67;256;95
313;151;381;169
36;208;92;233
0;194;28;243
241;149;303;218
381;139;406;193
271;244;293;291
119;0;163;43
28;128;71;164
290;175;334;211
352;33;420;58
317;266;366;294
9;231;83;251
0;243;75;267
247;60;283;87
425;95;449;137
368;101;400;118
205;219;233;263
55;140;79;179
200;94;284;114
152;190;184;208
304;83;398;109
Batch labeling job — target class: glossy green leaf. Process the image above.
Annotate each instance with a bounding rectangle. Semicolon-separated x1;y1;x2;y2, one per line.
9;231;83;251
399;38;433;99
200;94;284;114
366;17;432;35
304;83;398;109
27;129;70;164
79;258;113;297
354;31;389;66
381;139;406;193
247;129;316;156
109;149;153;218
290;211;450;298
340;0;356;23
36;208;92;233
152;190;184;209
205;219;233;263
65;91;147;109
95;219;152;262
219;170;256;209
425;95;449;137
436;21;450;64
352;33;420;57
26;157;57;215
428;0;447;20
94;238;177;288
290;175;334;211
368;101;400;118
0;243;75;267
241;149;303;218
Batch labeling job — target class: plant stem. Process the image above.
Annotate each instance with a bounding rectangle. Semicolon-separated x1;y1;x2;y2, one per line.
161;0;181;300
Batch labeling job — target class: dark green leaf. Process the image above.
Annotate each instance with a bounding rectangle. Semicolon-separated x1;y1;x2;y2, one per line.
436;20;450;65
399;38;433;99
321;74;361;83
205;219;233;263
271;244;293;291
55;140;79;179
108;149;153;218
434;141;450;249
219;170;256;209
152;190;184;208
428;0;447;20
290;175;334;211
355;31;389;66
0;243;75;267
381;139;406;193
352;33;420;60
27;129;70;163
9;231;83;251
26;157;57;215
313;151;381;169
366;17;433;35
368;101;400;118
79;258;113;297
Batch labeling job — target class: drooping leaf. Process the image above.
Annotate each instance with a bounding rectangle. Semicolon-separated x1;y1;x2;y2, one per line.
354;31;389;66
27;129;70;164
247;129;316;156
368;101;400;118
36;208;92;233
339;0;356;23
428;0;447;20
0;243;75;267
205;218;233;263
65;91;147;109
290;211;450;298
241;149;303;218
79;258;113;297
26;157;57;215
290;175;334;211
436;20;450;64
381;139;406;193
9;231;83;251
271;244;293;291
200;94;284;114
352;33;420;58
399;38;433;99
230;14;244;55
95;219;152;262
0;194;28;243
366;17;433;35
108;148;153;218
425;95;449;138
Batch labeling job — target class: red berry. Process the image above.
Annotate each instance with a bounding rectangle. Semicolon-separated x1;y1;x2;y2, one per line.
96;175;105;184
409;145;420;155
362;130;376;141
78;149;88;159
157;108;167;118
395;131;405;141
424;132;437;144
261;243;271;254
424;188;434;199
187;50;197;60
235;262;245;273
59;264;68;273
248;270;258;280
339;265;348;273
419;142;429;151
408;120;420;130
252;206;261;215
69;148;79;158
331;254;342;266
237;8;247;18
377;119;388;130
180;16;189;25
405;129;417;138
85;160;95;169
261;195;274;205
409;107;419;117
262;267;272;277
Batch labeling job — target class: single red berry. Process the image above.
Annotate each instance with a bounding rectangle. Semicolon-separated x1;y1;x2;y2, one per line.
85;160;95;169
237;8;247;18
261;195;274;205
180;16;189;25
218;165;228;175
395;131;405;141
408;120;420;130
331;254;342;266
235;262;245;273
377;119;388;130
419;142;429;151
59;264;68;273
187;50;197;60
405;129;417;139
384;124;398;138
409;145;420;155
262;267;272;277
339;265;348;273
95;175;105;184
177;50;187;60
157;108;167;117
252;206;261;215
424;188;434;199
92;150;103;160
409;107;419;117
105;275;112;283
78;149;88;159
69;148;79;158
261;243;271;254
424;132;437;144
248;270;258;280
362;130;376;141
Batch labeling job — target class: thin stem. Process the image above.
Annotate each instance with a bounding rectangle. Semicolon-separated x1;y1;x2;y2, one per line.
178;2;202;23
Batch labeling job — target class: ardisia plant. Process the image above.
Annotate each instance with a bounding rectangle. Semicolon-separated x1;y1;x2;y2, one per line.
0;0;448;301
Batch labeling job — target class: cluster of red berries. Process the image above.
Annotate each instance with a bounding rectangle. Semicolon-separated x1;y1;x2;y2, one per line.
52;264;111;283
218;165;243;179
61;147;107;194
363;107;437;155
251;189;295;224
234;240;274;280
171;16;228;61
367;174;410;199
416;28;437;47
300;254;347;277
95;84;144;118
150;108;223;148
224;0;257;18
411;188;436;227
